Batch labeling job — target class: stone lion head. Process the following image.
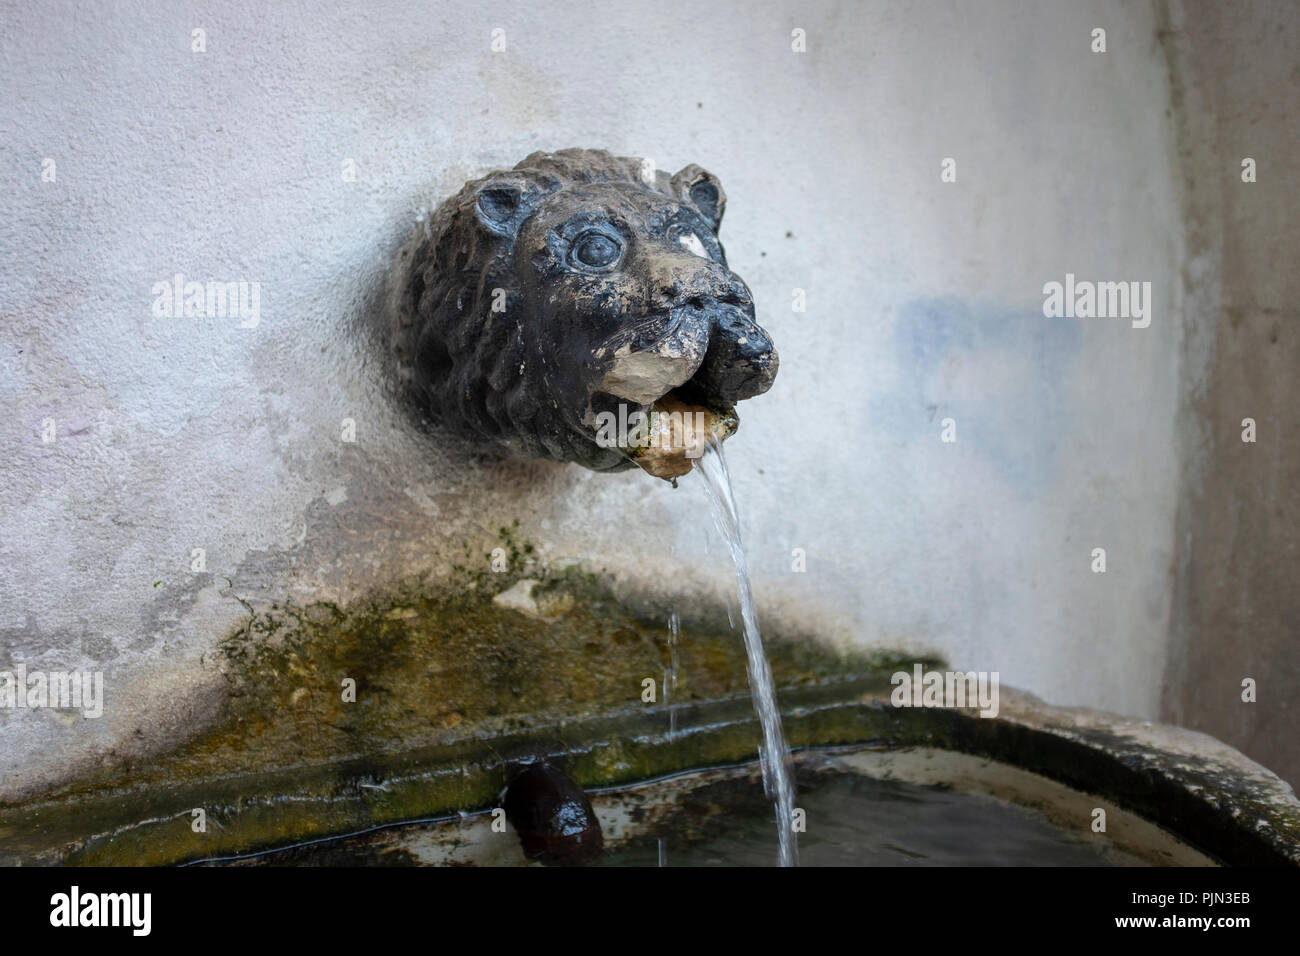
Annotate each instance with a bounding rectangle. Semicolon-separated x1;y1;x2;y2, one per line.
395;148;778;473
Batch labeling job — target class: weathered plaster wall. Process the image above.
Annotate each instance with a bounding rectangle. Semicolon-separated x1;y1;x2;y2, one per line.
1161;0;1299;789
2;0;1192;799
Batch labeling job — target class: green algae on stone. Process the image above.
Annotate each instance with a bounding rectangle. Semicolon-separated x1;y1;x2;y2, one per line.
200;562;880;783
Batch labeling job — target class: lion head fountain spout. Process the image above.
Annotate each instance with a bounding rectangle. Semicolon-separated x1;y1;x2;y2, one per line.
393;148;778;480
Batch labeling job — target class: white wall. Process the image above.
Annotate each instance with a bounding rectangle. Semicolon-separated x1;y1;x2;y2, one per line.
0;0;1190;797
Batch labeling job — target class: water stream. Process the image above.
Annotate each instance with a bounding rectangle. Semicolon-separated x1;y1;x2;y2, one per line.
695;437;799;867
665;609;680;738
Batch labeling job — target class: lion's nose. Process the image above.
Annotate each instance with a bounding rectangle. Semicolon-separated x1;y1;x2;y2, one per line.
642;254;778;406
698;308;779;403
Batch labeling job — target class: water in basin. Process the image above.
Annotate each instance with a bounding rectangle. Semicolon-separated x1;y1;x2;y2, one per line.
202;746;1209;866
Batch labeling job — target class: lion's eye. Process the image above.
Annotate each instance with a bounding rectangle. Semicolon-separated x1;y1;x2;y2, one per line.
571;231;621;269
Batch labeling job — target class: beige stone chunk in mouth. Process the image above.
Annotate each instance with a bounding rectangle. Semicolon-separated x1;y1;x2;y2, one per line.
632;393;738;480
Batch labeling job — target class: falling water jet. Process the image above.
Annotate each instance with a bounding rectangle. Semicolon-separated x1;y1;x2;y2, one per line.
695;436;799;867
666;610;681;739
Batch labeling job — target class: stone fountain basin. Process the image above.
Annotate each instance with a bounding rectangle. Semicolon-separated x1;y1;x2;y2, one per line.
196;745;1218;867
2;679;1296;866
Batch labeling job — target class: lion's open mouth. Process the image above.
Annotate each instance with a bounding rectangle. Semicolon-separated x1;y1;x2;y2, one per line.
624;389;738;481
591;302;772;480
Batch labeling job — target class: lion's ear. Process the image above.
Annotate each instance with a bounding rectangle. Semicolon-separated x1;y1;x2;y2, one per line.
472;179;534;238
671;165;727;233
